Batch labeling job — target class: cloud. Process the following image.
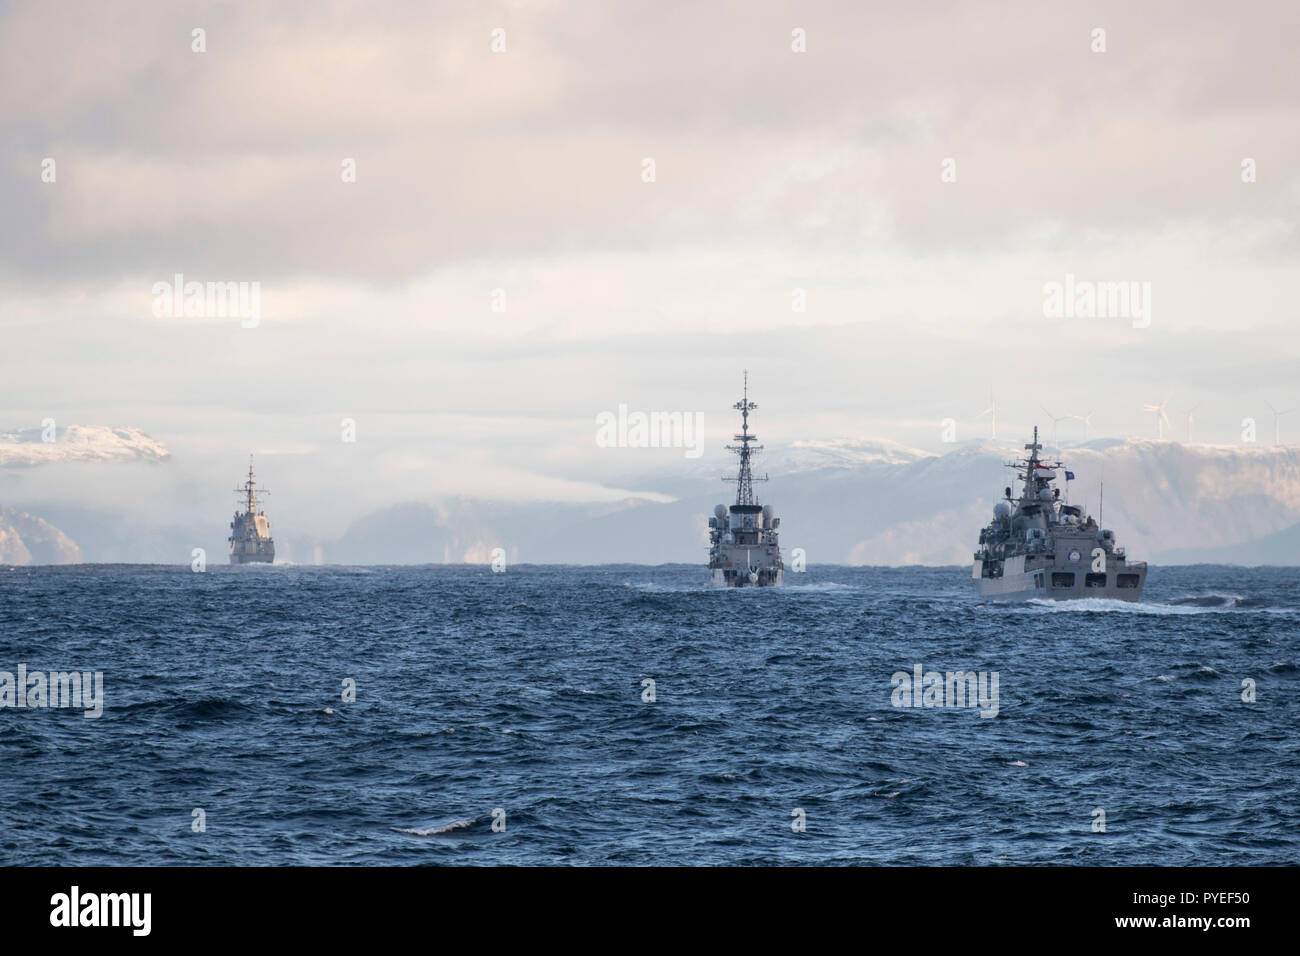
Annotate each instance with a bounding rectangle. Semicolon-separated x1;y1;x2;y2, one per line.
2;0;1297;516
3;0;1296;284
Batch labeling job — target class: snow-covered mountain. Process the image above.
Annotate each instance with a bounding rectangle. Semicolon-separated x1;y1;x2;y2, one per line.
0;426;170;467
766;438;934;472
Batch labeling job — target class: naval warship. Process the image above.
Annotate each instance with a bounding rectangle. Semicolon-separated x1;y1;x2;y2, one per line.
707;373;784;586
972;427;1145;601
228;456;275;565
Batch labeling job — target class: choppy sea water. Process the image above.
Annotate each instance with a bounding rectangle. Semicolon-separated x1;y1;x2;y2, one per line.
0;563;1295;866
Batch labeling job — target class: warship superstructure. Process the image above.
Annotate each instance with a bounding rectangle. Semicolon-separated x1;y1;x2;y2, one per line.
972;427;1145;601
228;456;275;565
707;373;784;586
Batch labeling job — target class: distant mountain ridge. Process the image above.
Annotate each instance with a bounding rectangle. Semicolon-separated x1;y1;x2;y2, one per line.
8;437;1300;566
319;439;1300;567
0;506;82;564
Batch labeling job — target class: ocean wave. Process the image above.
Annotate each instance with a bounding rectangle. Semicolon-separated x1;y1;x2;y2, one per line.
1154;665;1221;682
392;817;478;837
622;582;714;594
113;696;253;722
1167;593;1274;609
784;582;861;591
1168;593;1244;607
1021;598;1221;615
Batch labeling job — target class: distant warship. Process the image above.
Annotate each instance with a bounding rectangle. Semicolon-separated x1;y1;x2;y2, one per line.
972;427;1145;601
228;456;275;565
708;372;784;586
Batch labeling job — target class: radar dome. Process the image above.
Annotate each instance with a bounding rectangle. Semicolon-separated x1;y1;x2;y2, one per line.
993;501;1011;519
762;505;774;522
1038;488;1054;501
714;504;727;520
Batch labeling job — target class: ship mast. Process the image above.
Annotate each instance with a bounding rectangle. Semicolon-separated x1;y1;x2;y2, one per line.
724;370;767;506
234;455;268;515
1023;426;1041;495
1005;426;1062;501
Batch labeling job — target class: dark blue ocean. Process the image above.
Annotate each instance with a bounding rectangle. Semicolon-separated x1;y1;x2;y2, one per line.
0;564;1295;865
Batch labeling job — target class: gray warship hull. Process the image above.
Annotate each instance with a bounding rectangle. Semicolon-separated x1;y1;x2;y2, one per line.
711;569;784;587
229;512;275;564
229;547;274;566
973;549;1147;602
228;458;275;565
709;509;784;588
972;428;1146;602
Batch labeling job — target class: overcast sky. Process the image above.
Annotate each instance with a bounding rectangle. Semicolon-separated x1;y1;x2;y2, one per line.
2;0;1298;518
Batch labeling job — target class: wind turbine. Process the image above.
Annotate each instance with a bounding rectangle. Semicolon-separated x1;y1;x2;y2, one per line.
1039;405;1069;453
976;388;998;440
1142;398;1171;440
1265;402;1295;446
1069;410;1095;442
1182;405;1199;444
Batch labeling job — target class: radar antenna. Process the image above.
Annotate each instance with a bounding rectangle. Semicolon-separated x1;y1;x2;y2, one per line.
1002;425;1063;499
